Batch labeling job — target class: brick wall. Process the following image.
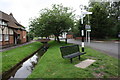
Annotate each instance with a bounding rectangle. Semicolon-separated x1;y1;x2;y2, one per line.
17;30;27;43
21;31;26;43
0;42;2;45
17;30;22;40
0;29;27;46
74;37;85;40
67;35;73;39
0;35;14;46
9;35;14;44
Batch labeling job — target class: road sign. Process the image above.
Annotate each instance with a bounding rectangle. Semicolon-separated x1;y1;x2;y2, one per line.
85;25;91;30
118;33;120;38
87;30;91;32
82;11;92;15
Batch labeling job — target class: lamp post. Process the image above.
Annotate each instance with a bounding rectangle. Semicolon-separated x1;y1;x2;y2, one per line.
1;25;5;46
0;20;7;46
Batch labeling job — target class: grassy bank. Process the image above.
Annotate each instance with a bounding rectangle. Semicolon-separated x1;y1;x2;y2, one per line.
28;41;119;78
93;38;119;41
1;41;42;74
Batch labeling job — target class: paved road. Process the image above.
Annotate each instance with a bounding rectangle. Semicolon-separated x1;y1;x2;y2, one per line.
67;39;119;59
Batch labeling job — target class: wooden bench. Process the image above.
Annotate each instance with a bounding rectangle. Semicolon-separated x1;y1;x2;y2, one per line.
60;45;86;63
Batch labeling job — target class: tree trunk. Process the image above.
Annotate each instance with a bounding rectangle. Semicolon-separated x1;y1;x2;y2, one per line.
56;36;60;43
54;36;57;41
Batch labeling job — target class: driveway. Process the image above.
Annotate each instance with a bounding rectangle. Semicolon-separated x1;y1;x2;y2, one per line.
67;39;119;59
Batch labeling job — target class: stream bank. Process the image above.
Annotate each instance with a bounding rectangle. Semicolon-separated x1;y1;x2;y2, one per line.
2;43;49;80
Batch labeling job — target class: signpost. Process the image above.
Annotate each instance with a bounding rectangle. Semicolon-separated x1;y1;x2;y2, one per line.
85;24;91;44
82;11;92;44
79;5;92;52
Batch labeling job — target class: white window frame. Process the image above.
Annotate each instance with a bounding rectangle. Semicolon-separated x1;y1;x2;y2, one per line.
4;34;9;41
2;21;7;26
0;34;2;41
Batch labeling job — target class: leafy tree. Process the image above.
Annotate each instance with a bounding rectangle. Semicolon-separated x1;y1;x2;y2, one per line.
27;32;34;41
72;19;82;37
89;2;109;39
89;1;120;39
29;4;75;42
107;1;120;37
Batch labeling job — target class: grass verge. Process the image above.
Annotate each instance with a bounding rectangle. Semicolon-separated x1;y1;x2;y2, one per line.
1;41;42;74
27;41;119;78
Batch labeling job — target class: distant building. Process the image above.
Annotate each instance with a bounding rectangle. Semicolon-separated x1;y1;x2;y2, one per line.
0;11;27;47
66;32;73;39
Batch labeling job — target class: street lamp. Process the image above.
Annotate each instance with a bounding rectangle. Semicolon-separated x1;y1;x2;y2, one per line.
0;21;7;46
1;26;5;46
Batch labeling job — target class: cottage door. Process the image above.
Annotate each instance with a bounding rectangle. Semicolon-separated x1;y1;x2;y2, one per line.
14;32;17;45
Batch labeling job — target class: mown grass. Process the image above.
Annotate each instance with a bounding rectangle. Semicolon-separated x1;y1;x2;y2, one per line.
1;41;42;74
0;53;2;75
27;41;119;78
93;38;119;41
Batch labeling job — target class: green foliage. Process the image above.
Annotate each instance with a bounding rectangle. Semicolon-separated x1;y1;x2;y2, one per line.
89;2;109;38
108;1;120;37
72;20;82;37
29;4;75;42
27;32;34;41
89;1;120;39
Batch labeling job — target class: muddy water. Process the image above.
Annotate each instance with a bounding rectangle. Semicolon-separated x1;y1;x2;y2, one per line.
8;47;46;80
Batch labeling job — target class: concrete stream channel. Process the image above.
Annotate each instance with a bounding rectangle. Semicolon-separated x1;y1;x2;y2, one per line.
2;43;49;80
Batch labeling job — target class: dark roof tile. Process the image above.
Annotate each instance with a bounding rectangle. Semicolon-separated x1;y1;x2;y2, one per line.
0;11;24;29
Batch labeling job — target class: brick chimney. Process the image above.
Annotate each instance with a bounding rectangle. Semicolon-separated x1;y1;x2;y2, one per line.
9;13;13;16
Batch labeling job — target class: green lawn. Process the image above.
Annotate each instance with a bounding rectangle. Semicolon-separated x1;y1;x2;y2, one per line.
1;41;42;74
28;41;119;78
93;38;119;41
0;53;1;75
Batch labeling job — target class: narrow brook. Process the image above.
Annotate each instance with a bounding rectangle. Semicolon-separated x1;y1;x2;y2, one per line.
2;45;48;80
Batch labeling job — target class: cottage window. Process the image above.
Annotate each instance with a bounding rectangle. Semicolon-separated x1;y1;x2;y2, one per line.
4;34;9;41
2;21;7;26
0;20;7;26
0;34;2;41
9;29;13;34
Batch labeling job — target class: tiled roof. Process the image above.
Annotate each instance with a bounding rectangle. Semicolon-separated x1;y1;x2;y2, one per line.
0;11;24;29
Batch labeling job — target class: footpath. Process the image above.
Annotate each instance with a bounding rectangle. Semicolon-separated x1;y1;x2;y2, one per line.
0;41;35;52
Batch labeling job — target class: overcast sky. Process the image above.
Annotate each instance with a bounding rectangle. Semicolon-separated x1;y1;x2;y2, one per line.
0;0;90;29
0;0;119;29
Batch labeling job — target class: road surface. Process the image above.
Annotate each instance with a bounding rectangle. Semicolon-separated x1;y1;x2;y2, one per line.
67;39;119;59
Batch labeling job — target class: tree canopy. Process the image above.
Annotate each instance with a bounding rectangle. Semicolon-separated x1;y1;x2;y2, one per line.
89;2;109;38
29;4;75;42
89;1;120;39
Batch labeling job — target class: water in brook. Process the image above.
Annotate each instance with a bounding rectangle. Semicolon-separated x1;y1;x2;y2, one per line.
8;47;46;80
